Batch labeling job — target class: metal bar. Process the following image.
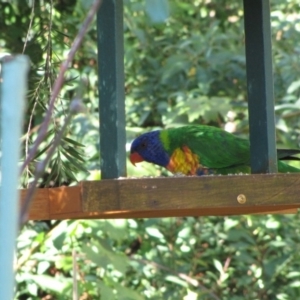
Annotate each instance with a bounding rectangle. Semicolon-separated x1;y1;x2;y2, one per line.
97;0;126;179
0;55;29;300
243;0;277;173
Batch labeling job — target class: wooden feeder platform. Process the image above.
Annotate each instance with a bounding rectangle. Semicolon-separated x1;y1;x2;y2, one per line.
22;173;300;220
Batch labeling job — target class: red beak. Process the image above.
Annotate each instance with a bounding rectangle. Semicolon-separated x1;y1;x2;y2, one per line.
129;152;144;166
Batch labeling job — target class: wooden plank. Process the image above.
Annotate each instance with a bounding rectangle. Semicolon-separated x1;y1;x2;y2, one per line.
20;189;50;220
97;0;126;179
243;0;277;173
20;174;300;220
23;186;103;220
49;186;81;216
82;174;300;213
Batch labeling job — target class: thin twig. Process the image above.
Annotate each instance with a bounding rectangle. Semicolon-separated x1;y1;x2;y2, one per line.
23;0;37;185
131;257;221;300
217;257;231;286
20;0;103;175
281;110;300;119
25;79;42;186
22;0;35;54
25;0;54;186
44;0;53;86
73;249;79;300
20;99;84;226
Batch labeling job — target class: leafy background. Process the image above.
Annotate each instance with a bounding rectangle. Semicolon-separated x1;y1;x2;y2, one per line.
1;0;300;299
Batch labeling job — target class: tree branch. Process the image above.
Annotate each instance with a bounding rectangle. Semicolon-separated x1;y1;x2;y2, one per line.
20;0;103;175
20;99;85;226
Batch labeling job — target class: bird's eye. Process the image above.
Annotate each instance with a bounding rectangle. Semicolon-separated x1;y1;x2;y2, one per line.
140;141;147;149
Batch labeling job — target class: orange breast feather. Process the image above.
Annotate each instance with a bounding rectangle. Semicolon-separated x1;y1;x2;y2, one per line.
166;146;200;175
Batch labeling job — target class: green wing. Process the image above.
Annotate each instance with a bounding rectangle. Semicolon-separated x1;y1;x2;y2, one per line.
165;125;300;174
166;125;250;170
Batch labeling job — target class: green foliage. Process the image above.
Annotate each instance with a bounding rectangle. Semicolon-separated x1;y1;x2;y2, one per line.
1;0;300;299
1;0;97;187
16;215;300;299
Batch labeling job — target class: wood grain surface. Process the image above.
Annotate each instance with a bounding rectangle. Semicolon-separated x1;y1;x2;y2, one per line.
20;174;300;220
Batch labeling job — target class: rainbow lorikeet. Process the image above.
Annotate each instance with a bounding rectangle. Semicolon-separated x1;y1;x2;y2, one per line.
129;125;300;175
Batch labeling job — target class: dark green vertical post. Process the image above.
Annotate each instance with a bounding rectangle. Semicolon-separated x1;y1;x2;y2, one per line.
97;0;126;179
243;0;277;173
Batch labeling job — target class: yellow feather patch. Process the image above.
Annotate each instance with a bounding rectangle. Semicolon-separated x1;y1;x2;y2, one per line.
166;146;200;175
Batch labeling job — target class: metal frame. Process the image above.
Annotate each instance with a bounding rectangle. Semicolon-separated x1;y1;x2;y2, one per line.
98;0;277;177
97;0;126;179
244;0;277;173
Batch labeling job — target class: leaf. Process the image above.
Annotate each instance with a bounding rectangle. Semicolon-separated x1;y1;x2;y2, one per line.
62;137;85;148
165;275;188;288
33;142;52;160
177;227;191;238
83;243;111;268
145;0;169;23
82;241;129;273
27;282;38;296
145;227;165;240
63;145;86;163
184;289;198;300
287;80;300;94
24;274;71;294
103;220;128;242
60;148;87;173
62;165;78;181
114;282;144;300
213;259;223;274
50;220;68;249
98;281;115;299
265;218;280;229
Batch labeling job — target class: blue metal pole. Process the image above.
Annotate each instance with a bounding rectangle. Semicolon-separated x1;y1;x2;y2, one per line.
0;55;29;299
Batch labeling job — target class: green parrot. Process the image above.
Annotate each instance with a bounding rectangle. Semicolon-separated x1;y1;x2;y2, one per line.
129;125;300;175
